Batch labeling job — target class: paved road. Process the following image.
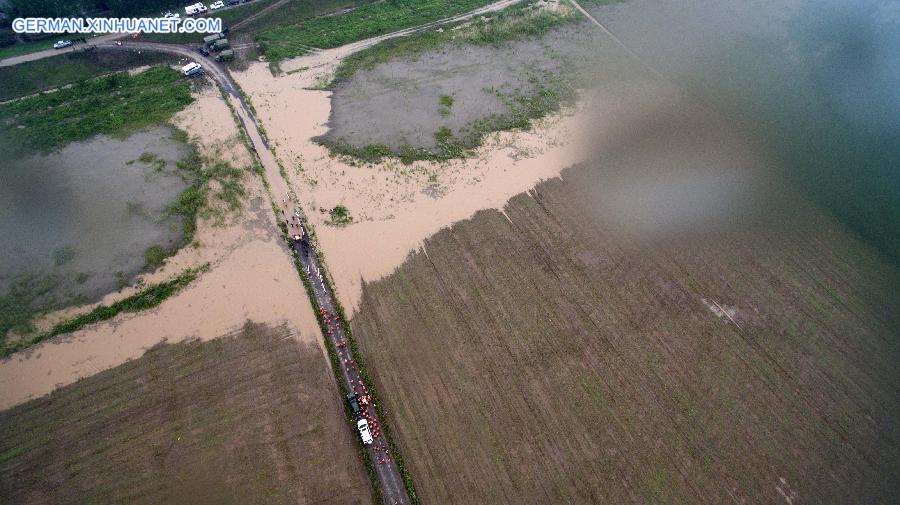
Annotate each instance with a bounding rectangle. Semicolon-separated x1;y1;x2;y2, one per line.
289;226;411;505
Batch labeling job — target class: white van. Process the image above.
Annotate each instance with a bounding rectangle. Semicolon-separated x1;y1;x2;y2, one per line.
181;62;203;76
185;3;208;15
357;419;373;445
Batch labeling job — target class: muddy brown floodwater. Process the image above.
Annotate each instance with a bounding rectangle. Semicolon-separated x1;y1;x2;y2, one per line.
0;87;321;409
232;19;657;312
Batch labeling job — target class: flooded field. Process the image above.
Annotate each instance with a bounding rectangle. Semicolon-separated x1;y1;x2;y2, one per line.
350;160;900;504
0;322;372;505
0;126;191;331
321;22;611;152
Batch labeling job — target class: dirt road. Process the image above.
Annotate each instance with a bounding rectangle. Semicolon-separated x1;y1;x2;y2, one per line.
0;34;125;67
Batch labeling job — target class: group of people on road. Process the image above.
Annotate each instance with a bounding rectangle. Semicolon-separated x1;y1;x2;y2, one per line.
281;196;307;240
321;306;390;464
289;194;396;473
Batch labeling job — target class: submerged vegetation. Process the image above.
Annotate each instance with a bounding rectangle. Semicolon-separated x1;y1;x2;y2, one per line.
320;1;581;163
258;0;498;61
0;65;193;154
166;150;247;237
0;265;208;358
325;71;578;164
329;204;353;225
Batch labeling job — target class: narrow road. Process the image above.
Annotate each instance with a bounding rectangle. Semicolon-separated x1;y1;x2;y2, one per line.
0;33;124;67
290;227;411;505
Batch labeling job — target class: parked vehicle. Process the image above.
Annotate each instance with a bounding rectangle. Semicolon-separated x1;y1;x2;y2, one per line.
163;12;179;19
347;394;361;417
357;419;373;445
53;40;73;49
215;49;234;62
181;62;203;76
210;1;225;9
196;46;210;56
185;3;208;15
211;38;230;51
225;0;240;5
203;32;224;47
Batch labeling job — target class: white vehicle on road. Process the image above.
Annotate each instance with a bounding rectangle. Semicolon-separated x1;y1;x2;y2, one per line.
185;2;208;15
163;12;180;19
209;1;225;10
53;40;73;49
357;419;373;445
181;62;204;76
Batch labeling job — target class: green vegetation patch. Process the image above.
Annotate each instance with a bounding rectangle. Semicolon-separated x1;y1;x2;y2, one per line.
167;151;247;233
1;265;208;358
0;65;193;153
438;94;454;116
0;51;171;102
329;204;353;225
258;0;498;61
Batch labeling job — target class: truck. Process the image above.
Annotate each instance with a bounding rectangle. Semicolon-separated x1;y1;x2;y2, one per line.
215;49;234;62
347;394;361;417
202;32;223;47
211;38;230;51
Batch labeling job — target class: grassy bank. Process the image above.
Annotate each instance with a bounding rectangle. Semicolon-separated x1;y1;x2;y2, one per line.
0;65;193;153
1;265;208;358
165;148;247;240
0;50;172;102
258;0;499;61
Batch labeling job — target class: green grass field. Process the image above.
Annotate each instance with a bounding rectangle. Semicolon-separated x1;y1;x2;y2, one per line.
0;39;57;60
0;65;193;153
0;50;172;102
258;0;499;61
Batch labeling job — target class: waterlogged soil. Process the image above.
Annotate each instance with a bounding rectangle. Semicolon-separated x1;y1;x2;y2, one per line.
321;23;606;151
0;126;191;320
